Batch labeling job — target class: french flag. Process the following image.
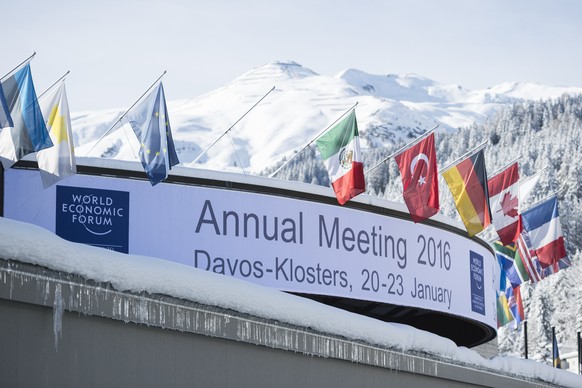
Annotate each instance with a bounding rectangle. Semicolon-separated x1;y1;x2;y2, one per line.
521;196;567;268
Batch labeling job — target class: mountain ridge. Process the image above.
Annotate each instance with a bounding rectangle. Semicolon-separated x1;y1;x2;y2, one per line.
72;61;582;174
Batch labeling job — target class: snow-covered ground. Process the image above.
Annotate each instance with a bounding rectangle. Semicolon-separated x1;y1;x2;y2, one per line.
0;215;580;387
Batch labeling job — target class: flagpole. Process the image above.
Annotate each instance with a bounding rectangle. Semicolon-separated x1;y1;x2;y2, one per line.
524;320;528;359
520;165;549;184
439;140;488;173
364;124;439;176
190;85;276;165
521;187;565;212
35;71;70;101
269;101;358;178
83;71;167;156
22;70;71;113
0;52;36;82
552;326;557;367
577;331;581;374
488;155;522;179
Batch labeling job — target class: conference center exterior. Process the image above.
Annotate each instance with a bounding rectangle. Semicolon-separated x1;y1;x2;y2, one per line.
0;159;570;387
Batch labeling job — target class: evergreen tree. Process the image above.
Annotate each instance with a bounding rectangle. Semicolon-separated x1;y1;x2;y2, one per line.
262;94;582;358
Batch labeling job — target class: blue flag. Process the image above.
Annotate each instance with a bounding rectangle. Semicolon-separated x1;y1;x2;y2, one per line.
126;82;179;185
0;63;53;168
521;196;566;268
494;241;523;288
0;86;12;129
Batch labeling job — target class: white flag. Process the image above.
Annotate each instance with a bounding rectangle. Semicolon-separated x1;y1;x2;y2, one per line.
518;171;541;205
36;82;76;188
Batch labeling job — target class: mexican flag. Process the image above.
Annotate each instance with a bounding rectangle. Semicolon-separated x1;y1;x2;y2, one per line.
315;110;365;205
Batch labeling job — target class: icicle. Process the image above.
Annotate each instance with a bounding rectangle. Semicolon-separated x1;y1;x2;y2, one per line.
43;280;50;304
138;295;149;324
53;283;64;351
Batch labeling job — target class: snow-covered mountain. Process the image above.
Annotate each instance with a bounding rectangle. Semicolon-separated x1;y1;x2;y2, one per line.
35;61;582;362
72;61;582;174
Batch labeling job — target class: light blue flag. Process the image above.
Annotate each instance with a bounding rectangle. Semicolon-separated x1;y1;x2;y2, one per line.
125;82;179;185
0;63;53;168
0;86;12;130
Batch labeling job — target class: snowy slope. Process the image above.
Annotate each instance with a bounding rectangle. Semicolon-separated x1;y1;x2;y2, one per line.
72;61;582;174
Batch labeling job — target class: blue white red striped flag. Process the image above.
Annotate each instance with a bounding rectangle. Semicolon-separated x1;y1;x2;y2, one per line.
521;196;566;269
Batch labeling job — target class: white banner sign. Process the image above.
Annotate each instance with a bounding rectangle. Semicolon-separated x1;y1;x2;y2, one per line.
4;168;497;328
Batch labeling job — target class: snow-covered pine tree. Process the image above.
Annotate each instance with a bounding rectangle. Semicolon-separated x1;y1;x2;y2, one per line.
262;94;582;359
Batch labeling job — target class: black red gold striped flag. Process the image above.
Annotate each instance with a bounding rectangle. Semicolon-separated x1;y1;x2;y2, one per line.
442;149;491;236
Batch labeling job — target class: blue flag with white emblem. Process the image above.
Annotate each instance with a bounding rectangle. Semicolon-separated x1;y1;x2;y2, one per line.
125;82;179;185
0;63;53;169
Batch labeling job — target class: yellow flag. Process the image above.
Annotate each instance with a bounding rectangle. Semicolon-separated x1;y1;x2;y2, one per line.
36;82;76;188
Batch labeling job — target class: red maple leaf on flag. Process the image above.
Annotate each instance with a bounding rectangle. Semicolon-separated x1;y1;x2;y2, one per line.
498;191;519;218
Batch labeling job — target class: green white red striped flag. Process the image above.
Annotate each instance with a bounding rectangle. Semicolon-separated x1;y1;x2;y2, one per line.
315;110;365;205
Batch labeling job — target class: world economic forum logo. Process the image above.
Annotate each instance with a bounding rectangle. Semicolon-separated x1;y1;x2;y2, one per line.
56;186;130;253
469;250;485;315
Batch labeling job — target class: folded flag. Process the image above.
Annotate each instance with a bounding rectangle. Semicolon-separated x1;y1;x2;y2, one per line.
488;162;521;244
125;82;179;186
36;82;76;188
521;196;566;268
506;285;524;324
493;241;528;288
0;63;53;169
316;110;365;205
516;231;543;282
541;256;571;278
0;82;12;129
394;132;439;223
442;149;491;236
519;171;541;204
496;290;514;328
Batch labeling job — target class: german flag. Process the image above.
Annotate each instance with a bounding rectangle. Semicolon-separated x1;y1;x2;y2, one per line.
442;149;491;236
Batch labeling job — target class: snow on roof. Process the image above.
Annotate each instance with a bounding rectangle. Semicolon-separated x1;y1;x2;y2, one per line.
0;216;580;387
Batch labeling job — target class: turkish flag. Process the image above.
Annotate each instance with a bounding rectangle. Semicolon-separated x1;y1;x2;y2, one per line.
394;132;440;223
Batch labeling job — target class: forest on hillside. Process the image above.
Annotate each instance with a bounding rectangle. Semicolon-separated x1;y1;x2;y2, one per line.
263;94;582;362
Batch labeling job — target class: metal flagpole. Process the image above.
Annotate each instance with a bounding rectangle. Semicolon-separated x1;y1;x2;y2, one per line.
269;101;358;178
0;52;36;82
521;165;549;182
487;155;522;179
35;71;70;101
23;71;71;112
577;331;581;374
524;320;528;359
521;187;565;212
191;85;276;165
364;124;439;176
83;71;167;156
552;327;557;367
439;140;488;173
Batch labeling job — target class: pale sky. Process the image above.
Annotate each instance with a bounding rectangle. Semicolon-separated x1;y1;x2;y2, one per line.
4;0;582;111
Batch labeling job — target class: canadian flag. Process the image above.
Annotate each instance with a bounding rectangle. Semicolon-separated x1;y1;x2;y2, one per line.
488;162;521;245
